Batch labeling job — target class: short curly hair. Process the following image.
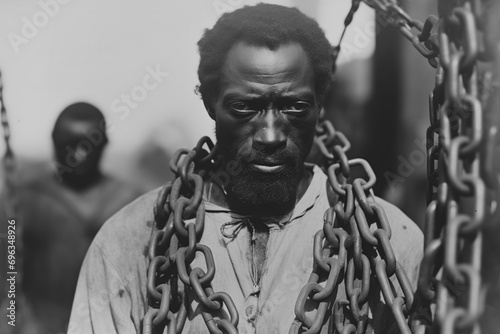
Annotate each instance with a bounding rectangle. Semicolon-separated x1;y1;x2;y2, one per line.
197;3;334;106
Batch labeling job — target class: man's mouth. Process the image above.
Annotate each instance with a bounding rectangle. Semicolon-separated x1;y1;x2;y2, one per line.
249;162;285;173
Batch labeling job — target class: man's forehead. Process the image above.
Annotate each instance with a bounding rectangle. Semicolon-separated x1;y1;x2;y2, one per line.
220;42;314;89
224;42;310;74
55;118;99;135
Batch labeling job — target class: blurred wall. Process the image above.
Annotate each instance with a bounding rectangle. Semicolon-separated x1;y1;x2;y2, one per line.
0;0;375;190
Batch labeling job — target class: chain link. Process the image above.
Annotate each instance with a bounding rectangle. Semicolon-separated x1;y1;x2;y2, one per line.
291;116;416;333
143;136;239;334
410;0;499;333
365;0;440;67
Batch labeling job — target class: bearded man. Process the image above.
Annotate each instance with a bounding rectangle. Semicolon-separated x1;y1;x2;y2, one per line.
68;4;423;334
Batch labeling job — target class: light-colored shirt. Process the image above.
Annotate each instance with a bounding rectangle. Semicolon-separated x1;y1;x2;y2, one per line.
68;165;423;334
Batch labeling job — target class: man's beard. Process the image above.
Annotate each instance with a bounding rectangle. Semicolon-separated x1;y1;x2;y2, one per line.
219;146;304;217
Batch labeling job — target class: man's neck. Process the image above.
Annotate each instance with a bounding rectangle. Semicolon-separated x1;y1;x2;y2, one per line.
59;171;104;192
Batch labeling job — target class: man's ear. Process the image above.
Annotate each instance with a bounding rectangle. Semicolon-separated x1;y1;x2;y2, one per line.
203;99;216;120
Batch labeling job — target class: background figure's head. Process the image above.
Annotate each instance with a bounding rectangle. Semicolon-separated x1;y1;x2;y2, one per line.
197;4;334;216
52;102;108;188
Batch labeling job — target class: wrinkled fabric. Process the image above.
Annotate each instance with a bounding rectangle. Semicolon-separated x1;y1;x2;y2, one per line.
68;165;423;334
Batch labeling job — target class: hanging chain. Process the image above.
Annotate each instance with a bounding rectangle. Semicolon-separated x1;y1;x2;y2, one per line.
0;71;22;272
290;115;415;334
0;71;19;221
290;1;430;332
1;70;24;334
365;0;440;67
358;0;499;332
143;136;239;334
414;0;499;333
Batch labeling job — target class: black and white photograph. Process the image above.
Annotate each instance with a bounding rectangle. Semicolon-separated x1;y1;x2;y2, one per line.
0;0;499;333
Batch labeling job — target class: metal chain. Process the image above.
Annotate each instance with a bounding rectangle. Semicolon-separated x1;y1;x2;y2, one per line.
289;1;430;332
143;136;239;334
413;0;499;333
347;1;498;333
144;126;416;334
0;71;19;224
1;71;24;334
365;0;440;68
290;116;415;334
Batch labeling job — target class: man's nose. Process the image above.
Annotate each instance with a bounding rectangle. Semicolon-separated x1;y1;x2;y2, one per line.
252;111;287;152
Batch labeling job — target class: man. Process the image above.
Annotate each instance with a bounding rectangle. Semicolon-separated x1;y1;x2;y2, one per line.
0;102;141;334
68;4;423;334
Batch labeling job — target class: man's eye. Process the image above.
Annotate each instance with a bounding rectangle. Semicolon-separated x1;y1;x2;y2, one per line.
283;101;310;112
230;102;256;113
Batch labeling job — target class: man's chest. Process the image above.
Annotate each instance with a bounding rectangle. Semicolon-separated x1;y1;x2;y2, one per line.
179;214;327;333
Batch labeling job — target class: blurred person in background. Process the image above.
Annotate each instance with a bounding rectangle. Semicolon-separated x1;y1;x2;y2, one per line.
1;102;142;334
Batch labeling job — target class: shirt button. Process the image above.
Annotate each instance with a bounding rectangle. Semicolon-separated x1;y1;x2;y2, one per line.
244;294;259;321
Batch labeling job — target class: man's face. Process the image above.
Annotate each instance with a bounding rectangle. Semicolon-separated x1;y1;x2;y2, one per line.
210;42;319;216
53;119;105;181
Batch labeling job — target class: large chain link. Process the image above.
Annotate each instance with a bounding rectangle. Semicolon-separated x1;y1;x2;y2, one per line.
143;136;240;334
413;0;499;333
290;113;415;334
366;0;440;67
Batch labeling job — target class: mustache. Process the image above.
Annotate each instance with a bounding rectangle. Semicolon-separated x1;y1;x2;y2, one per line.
238;149;301;166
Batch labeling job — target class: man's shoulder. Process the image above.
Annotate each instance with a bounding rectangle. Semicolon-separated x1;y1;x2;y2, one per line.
374;196;422;237
371;196;423;253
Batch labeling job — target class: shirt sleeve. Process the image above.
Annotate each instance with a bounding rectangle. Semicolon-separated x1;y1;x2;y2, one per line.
68;243;138;334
